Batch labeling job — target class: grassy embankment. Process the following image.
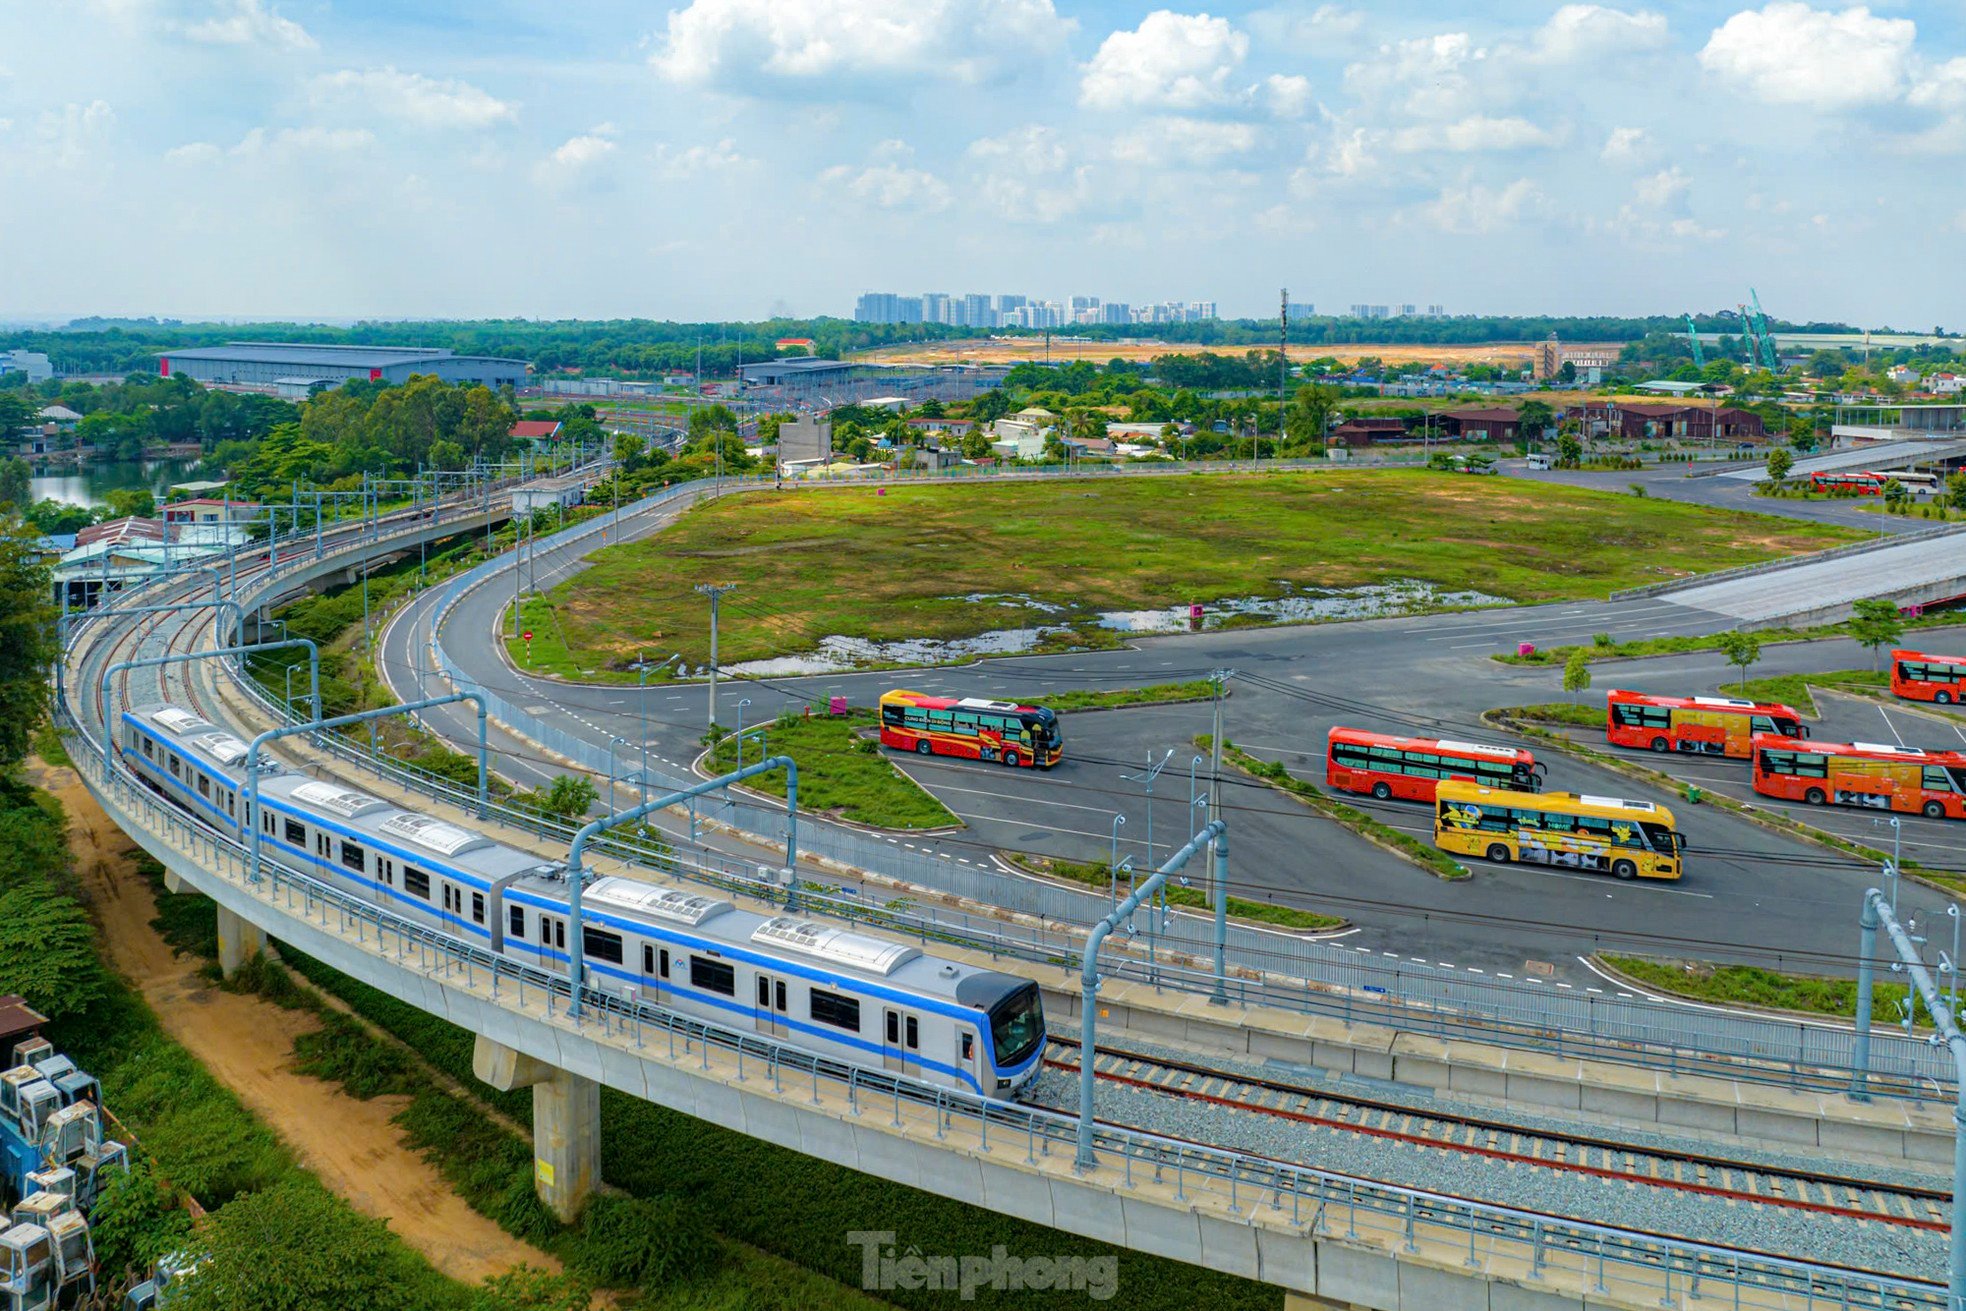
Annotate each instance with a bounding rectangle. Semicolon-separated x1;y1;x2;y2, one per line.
699;682;1218;830
264;951;1279;1311
1599;955;1918;1024
1205;738;1470;881
1495;616;1964;667
508;470;1864;678
1002;852;1344;931
3;768;525;1310
1730;670;1891;715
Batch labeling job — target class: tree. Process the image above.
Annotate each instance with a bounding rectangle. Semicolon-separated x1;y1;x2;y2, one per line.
1764;447;1792;486
1562;649;1592;703
0;393;30;443
428;439;466;472
1848;599;1905;669
1514;399;1553;452
611;432;647;472
0;523;55;765
1557;433;1583;466
103;487;155;520
1882;477;1909;512
1948;471;1966;513
1283;383;1338;451
172;1179;420;1311
537;774;597;820
0;888;106;1019
960;429;992;460
1717;629;1761;691
686;404;739;443
0;457;29;509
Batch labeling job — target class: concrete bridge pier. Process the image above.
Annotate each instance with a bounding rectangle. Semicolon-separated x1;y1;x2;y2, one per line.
472;1034;600;1222
214;904;265;978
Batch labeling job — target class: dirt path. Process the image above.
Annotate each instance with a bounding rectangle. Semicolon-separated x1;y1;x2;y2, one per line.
35;759;562;1288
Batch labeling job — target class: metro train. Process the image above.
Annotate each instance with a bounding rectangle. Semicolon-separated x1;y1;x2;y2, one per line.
116;702;1047;1098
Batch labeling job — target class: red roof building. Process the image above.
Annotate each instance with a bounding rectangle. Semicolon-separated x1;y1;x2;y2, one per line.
511;420;563;441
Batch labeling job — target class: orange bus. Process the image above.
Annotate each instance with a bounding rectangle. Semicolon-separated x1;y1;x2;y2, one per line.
878;690;1061;769
1891;649;1966;706
1326;727;1543;803
1750;734;1966;820
1809;471;1885;495
1606;690;1807;758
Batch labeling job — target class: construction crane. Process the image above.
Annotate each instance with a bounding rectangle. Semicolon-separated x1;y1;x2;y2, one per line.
1748;288;1780;371
1683;316;1705;369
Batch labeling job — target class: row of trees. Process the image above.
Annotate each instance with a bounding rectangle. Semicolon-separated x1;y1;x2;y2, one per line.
0;376;297;460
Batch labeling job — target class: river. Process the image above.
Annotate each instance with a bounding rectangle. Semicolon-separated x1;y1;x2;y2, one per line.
28;458;202;509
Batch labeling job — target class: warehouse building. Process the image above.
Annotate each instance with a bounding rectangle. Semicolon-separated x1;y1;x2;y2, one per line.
155;342;529;391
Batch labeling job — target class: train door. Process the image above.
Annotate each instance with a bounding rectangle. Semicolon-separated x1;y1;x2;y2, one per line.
883;1009;920;1077
754;973;787;1037
959;1029;981;1091
641;944;671;1004
439;882;465;933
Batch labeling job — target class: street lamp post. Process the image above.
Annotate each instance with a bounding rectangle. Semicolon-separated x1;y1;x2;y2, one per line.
736;698;752;767
1120;749;1173;872
283;663;301;714
1875;816;1903;910
1108;814;1126;907
1188;754;1206;809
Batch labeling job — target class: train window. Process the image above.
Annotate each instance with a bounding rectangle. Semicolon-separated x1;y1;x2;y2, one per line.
141;736;154;759
885;1012;898;1044
225;791;235;818
906;1016;919;1050
756;976;770;1007
551;918;566;950
315;832;330;857
509;906;525;939
284;818;304;845
442;885;461;914
809;989;861;1032
379;858;394;887
403;867;431;899
961;1033;974;1061
583;927;623;964
340;841;366;872
471;892;485;924
690;957;735;996
659;948;670;979
642;944;655;976
168;754;180;778
197;774;210;798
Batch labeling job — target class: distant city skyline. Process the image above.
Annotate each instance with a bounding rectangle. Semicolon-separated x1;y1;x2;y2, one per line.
3;1;1963;324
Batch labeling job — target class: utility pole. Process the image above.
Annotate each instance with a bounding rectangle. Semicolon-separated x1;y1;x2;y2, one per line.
1207;668;1233;829
1278;287;1288;460
695;583;738;730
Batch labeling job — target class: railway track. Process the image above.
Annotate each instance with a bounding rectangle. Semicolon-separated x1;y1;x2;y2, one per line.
1045;1036;1950;1232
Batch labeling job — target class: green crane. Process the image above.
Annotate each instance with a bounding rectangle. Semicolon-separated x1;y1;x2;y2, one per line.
1748;288;1780;371
1684;315;1705;368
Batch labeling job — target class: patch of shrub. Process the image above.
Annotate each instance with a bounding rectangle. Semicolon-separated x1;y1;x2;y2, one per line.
572;1194;719;1290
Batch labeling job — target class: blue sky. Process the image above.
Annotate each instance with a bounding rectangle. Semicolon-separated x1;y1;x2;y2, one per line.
3;0;1963;323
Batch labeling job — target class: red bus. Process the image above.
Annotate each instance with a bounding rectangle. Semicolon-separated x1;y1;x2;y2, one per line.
1809;471;1885;495
879;690;1061;769
1750;734;1966;820
1326;727;1543;802
1891;649;1966;705
1605;690;1807;758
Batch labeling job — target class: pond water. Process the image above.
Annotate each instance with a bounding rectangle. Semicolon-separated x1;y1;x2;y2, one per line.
28;458;201;508
721;580;1511;676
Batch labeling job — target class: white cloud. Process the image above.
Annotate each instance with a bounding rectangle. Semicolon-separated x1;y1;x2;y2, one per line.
310;69;518;129
1601;126;1647;162
652;139;756;179
1526;5;1668;63
552;134;616;168
1632;165;1689;208
164;141;224;165
1910;59;1966;114
232;126;376;157
1409;178;1542;233
651;0;1069;92
181;0;315;51
819;160;951;210
1699;4;1914;108
1111;116;1260;165
1343;32;1484;118
966;124;1091;222
1391;115;1560;152
1263;74;1314;119
36;100;115;169
1080;11;1249;110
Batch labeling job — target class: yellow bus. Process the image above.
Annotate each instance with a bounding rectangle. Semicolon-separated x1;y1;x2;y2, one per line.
1434;780;1684;881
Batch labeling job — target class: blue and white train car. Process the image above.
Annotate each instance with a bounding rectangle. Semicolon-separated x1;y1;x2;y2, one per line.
116;702;1047;1098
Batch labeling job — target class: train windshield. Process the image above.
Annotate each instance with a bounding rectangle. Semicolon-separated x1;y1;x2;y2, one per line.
988;983;1045;1068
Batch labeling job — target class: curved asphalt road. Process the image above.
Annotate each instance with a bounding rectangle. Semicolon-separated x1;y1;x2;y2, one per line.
382;463;1963;984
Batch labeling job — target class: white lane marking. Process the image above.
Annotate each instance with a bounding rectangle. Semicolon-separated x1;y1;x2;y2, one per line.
1516;867;1715;898
927;782;1138;817
1879;704;1906;747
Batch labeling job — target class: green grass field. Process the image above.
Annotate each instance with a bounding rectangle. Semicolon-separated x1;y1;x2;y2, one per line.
705;711;958;830
530;471;1867;670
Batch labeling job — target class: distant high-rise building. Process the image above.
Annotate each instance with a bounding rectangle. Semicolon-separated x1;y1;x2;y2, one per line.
1069;295;1098;314
896;296;924;324
1425;304;1446;318
996;293;1026;315
854;292;900;324
961;294;995;329
1396;304;1416;317
1284;302;1315;320
920;292;953;325
1100;303;1131;324
1349;304;1390;319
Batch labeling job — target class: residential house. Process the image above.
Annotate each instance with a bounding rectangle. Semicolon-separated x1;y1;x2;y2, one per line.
990;405;1058;458
1568;402;1766;443
1435;407;1521;443
903;417;975;438
1931;373;1963;396
510;419;563;442
1330;418;1411;447
161;497;266;526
